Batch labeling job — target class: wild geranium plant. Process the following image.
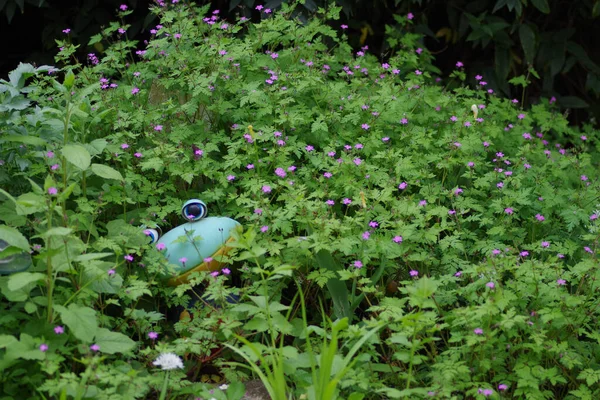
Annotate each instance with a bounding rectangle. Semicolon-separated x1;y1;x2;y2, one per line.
1;1;600;398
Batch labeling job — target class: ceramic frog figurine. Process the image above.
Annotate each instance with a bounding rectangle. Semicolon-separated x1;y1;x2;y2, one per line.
150;199;240;286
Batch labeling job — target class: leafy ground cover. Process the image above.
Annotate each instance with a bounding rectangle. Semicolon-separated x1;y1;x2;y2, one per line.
1;1;600;399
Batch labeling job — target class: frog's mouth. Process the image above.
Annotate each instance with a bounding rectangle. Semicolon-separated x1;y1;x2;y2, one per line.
167;237;236;286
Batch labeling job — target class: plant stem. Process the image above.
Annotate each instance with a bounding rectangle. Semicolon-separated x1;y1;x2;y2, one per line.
158;371;170;400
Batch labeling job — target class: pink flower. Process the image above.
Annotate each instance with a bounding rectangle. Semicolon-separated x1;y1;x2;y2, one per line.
518;113;526;119
393;236;403;243
46;151;55;158
557;279;566;286
227;175;235;181
131;87;140;95
504;208;513;215
450;116;458;122
342;198;352;205
409;270;418;277
90;344;100;352
154;125;163;131
486;282;495;289
473;328;483;335
124;254;134;262
541;241;550;248
262;185;272;193
108;269;115;276
353;260;363;269
361;123;370;130
398;182;407;190
498;384;508;391
54;326;64;334
341;24;348;29
456;61;464;68
40;344;48;352
581;175;588;181
407;12;414;19
179;257;187;264
260;226;269;233
48;187;58;195
211;271;219;277
134;152;143;158
326;199;334;206
222;268;231;275
156;243;166;251
535;214;545;221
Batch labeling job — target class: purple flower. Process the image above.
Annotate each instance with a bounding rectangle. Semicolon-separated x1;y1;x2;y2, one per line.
450;116;458;122
40;344;48;352
361;123;370;130
518;113;526;119
409;270;418;277
254;208;263;215
227;175;235;181
326;200;334;206
454;187;463;195
456;61;464;68
520;251;529;257
581;135;587;141
584;246;593;254
448;210;456;215
341;24;348;29
407;12;414;19
179;257;187;264
247;164;255;170
497;182;504;188
504;208;513;215
262;185;272;193
482;389;493;397
486;282;495;289
400;118;408;124
419;200;427;207
62;28;71;34
134;152;143;158
305;145;314;152
362;231;371;240
260;225;269;233
108;269;115;276
398;182;407;190
124;254;134;262
275;167;286;177
46;151;55;158
498;384;508;391
492;249;501;255
536;214;545;222
591;214;598;221
222;267;231;275
393;236;403;243
353;260;363;269
541;241;550;248
454;271;462;277
342;198;352;205
473;328;483;335
120;4;128;11
581;175;588;181
131;87;139;95
475;74;483;80
156;243;166;251
148;331;159;340
90;344;100;352
48;187;58;195
464;121;471;127
369;221;379;228
54;326;64;334
353;158;362;165
557;279;566;286
211;271;219;277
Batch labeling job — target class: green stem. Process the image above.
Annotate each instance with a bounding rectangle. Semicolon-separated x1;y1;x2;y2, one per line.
158;371;170;400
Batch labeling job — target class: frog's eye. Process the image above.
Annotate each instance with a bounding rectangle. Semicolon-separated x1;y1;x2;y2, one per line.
143;229;160;244
182;199;207;222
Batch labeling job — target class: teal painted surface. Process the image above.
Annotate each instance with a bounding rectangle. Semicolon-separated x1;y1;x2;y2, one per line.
157;216;240;276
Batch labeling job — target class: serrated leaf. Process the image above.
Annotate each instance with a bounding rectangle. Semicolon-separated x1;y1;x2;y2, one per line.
55;303;98;343
91;163;123;181
93;328;136;354
519;24;536;65
7;272;45;291
0;225;29;250
531;0;550;13
62;144;91;171
0;335;18;349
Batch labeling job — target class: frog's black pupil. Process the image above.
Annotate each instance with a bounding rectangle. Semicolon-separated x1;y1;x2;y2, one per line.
188;204;201;217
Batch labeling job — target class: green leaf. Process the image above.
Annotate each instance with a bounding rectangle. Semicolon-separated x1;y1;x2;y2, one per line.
531;0;550;13
0;225;29;250
62;144;91;171
7;272;45;291
0;134;47;146
560;96;589;108
0;335;17;349
63;70;75;90
90;163;123;181
93;328;136;354
55;303;98;343
39;227;73;237
519;24;536;65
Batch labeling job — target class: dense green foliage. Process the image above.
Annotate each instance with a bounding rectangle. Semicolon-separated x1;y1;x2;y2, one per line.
2;1;600;399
